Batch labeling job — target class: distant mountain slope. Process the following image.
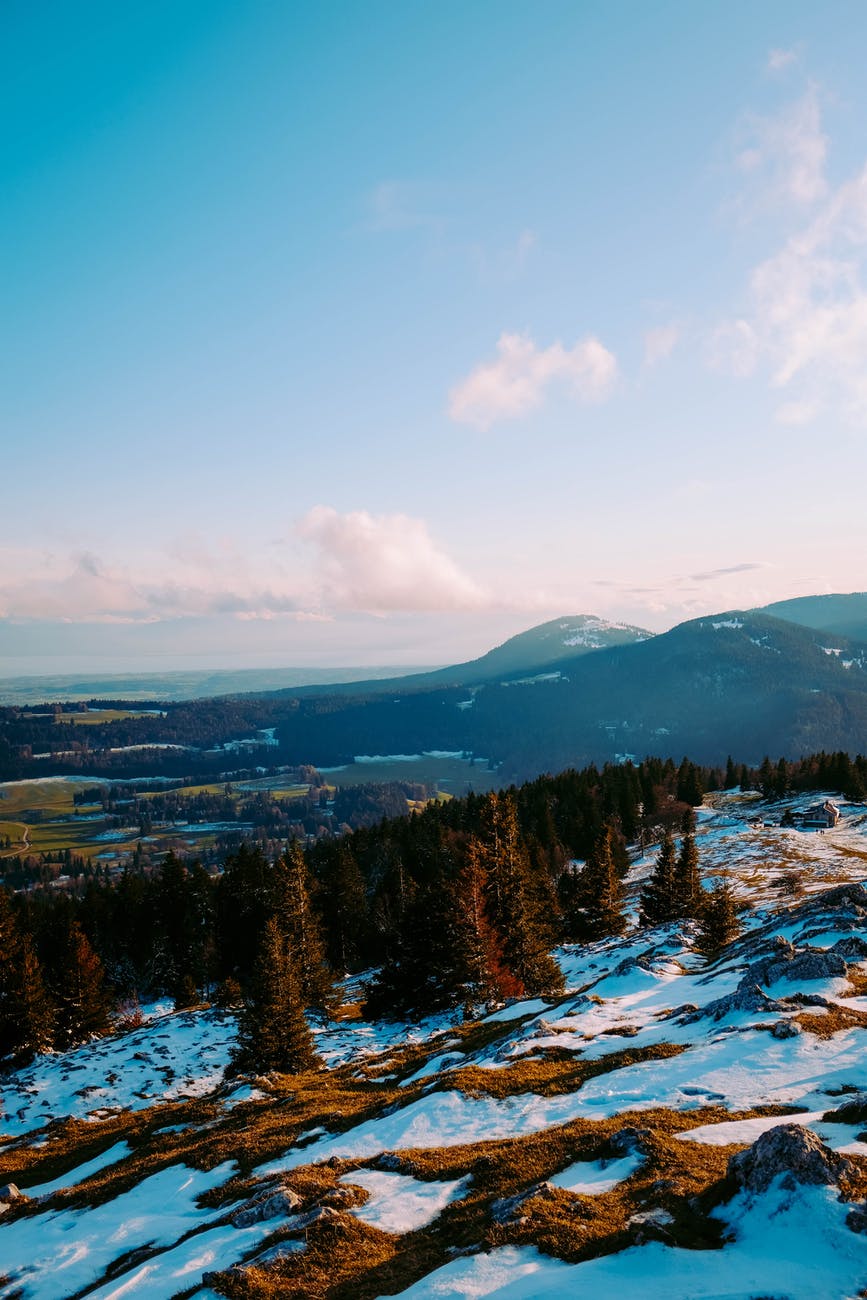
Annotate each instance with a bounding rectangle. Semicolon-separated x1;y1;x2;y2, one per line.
423;614;652;686
262;615;652;699
277;612;867;780
756;592;867;642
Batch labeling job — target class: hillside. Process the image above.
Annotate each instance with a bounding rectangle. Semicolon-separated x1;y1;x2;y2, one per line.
276;612;867;780
2;790;867;1297
756;592;867;644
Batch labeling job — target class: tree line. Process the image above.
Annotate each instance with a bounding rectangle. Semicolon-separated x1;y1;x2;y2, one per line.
1;748;858;1070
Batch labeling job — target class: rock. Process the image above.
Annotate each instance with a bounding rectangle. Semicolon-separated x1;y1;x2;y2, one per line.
846;1206;867;1235
771;1019;802;1039
830;937;867;959
662;1003;699;1020
609;1126;652;1155
231;1187;303;1228
822;1093;867;1125
320;1186;358;1207
490;1181;560;1225
744;946;848;988
0;1184;26;1203
690;984;784;1022
728;1124;856;1195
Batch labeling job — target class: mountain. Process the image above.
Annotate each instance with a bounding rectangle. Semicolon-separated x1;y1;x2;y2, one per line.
420;614;652;686
261;615;652;699
754;592;867;643
276;611;867;779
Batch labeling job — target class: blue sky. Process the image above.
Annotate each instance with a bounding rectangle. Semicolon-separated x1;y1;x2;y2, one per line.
3;1;867;672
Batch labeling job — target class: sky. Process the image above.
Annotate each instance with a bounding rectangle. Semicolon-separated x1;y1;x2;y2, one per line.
3;1;867;674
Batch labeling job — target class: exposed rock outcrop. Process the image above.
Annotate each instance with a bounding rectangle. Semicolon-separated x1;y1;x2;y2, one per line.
728;1124;855;1195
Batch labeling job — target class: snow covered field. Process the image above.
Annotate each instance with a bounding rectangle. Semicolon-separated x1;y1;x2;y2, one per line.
1;791;867;1297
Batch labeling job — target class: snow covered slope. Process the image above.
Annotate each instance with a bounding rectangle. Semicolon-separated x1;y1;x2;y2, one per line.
2;792;867;1297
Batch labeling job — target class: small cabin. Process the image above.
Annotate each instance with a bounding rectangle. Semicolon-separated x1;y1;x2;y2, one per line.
800;800;841;829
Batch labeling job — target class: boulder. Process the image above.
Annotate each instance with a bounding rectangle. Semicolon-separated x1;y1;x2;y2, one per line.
689;984;785;1022
0;1184;26;1203
609;1126;652;1156
231;1187;303;1228
728;1124;855;1195
770;1019;803;1039
822;1093;867;1125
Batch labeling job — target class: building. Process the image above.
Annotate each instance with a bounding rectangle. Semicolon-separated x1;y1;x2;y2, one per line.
800;800;841;829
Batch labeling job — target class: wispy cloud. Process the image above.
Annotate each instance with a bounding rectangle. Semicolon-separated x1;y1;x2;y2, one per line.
767;47;799;74
448;332;617;430
734;83;827;210
714;77;867;423
643;323;680;366
690;562;769;582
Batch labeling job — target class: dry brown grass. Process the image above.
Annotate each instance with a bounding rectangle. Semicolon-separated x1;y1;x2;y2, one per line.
203;1102;803;1300
795;1004;867;1039
448;1042;687;1100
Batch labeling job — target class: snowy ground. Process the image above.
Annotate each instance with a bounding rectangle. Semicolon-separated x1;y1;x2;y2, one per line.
1;791;867;1297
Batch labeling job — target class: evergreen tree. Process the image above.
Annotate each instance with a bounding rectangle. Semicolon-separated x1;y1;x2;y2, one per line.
640;830;677;926
449;836;523;1009
480;794;563;996
55;921;111;1047
315;843;369;974
9;936;55;1063
696;879;740;957
0;888;22;1060
565;826;627;940
235;917;320;1074
672;810;703;919
271;843;334;1015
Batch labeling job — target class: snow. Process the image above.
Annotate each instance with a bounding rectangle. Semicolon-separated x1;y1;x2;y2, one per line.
339;1169;470;1233
259;1090;599;1172
22;1140;132;1198
395;1181;867;1299
3;787;867;1296
0;1009;236;1137
0;1161;237;1300
548;1152;643;1195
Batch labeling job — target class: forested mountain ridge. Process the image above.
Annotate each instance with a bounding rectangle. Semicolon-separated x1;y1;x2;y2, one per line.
272;611;867;780
755;591;867;643
5;607;867;784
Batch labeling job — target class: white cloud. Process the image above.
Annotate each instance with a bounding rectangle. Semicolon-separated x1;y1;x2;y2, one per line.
735;84;827;208
448;332;617;430
767;47;798;73
0;511;491;624
643;324;680;366
297;506;487;612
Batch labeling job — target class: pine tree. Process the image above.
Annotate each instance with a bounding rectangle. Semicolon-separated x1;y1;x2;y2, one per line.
235;917;320;1074
0;889;22;1061
449;837;523;1009
696;880;740;957
10;936;55;1063
271;843;334;1015
640;830;677;926
672;811;703;920
316;843;369;974
566;826;627;940
480;794;564;996
55;922;111;1047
